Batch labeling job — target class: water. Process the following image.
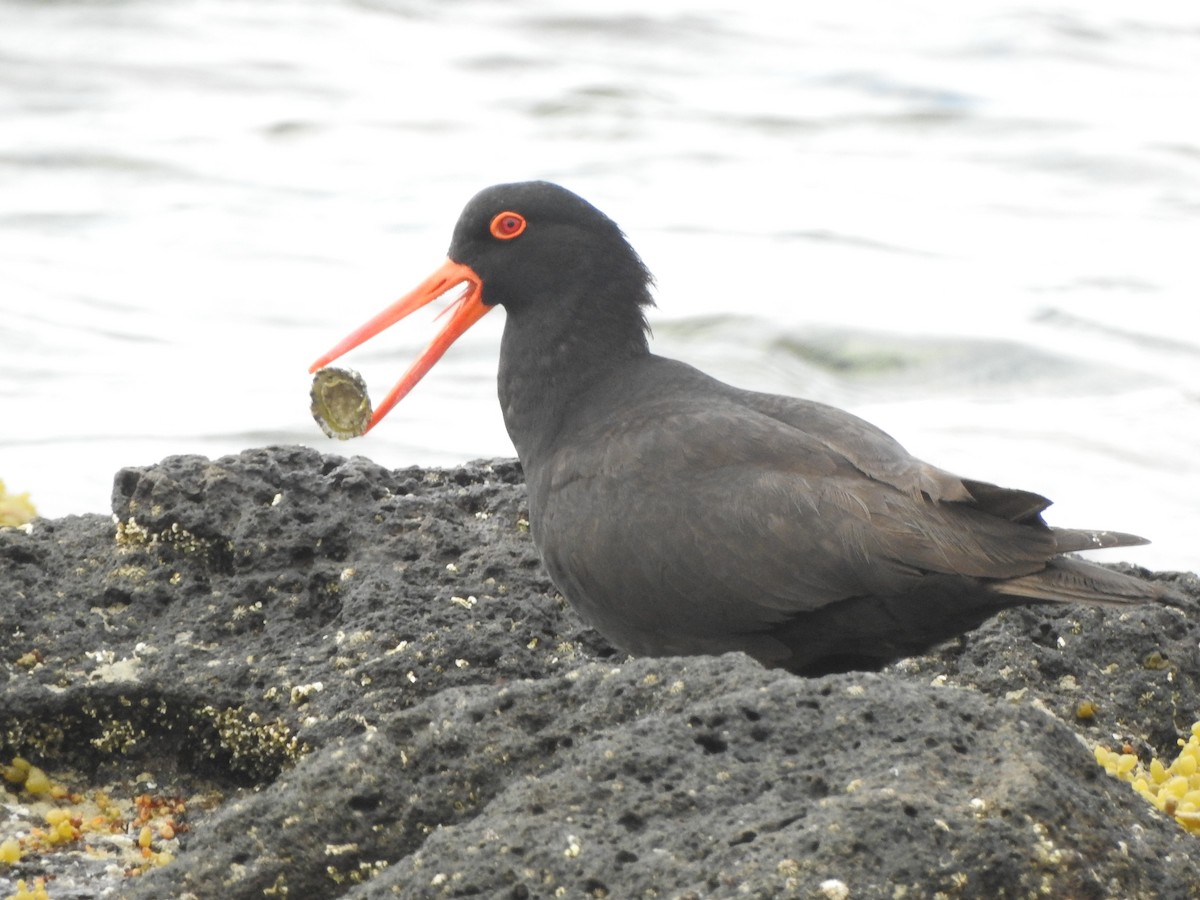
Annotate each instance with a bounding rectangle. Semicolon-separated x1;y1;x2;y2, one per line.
2;0;1198;571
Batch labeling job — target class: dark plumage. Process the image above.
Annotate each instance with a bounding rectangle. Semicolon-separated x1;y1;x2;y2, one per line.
312;181;1171;675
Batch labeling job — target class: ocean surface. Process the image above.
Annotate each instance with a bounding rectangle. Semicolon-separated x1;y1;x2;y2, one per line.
2;0;1198;571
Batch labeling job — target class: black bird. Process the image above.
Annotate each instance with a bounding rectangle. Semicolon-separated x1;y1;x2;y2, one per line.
311;181;1169;675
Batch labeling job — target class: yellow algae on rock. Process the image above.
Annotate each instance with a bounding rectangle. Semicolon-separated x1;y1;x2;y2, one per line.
0;837;21;865
0;480;36;528
1096;720;1200;834
2;757;32;785
0;757;195;885
22;766;51;795
6;878;50;900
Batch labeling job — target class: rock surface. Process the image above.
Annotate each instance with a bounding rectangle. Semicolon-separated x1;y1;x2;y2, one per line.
1;446;1198;899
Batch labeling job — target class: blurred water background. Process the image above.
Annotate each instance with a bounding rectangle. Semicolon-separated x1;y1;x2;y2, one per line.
2;0;1197;571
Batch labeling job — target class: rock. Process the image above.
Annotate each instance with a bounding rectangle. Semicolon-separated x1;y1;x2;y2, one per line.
1;446;1197;899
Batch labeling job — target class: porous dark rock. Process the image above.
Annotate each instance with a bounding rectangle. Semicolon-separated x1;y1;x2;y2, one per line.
1;446;1197;899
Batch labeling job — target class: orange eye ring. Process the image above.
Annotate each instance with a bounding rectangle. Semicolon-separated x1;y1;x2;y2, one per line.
489;211;527;240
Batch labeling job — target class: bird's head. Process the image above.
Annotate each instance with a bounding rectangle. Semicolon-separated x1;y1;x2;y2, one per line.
309;181;652;433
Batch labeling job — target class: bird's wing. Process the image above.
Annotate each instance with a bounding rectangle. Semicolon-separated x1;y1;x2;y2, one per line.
738;390;1153;550
541;396;1061;630
737;389;1055;522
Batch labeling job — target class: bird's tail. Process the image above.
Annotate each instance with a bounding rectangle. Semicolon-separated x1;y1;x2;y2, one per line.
993;555;1178;606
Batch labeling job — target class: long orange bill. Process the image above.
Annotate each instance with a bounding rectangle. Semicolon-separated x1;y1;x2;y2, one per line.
309;258;490;433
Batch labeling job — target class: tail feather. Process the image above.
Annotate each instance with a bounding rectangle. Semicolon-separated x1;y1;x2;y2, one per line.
993;556;1173;606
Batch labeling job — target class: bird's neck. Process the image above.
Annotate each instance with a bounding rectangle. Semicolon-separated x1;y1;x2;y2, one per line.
497;299;650;466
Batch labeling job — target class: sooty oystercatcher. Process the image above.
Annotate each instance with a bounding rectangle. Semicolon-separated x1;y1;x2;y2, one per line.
311;181;1171;675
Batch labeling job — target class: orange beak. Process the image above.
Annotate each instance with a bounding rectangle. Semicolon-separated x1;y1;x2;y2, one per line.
308;258;490;434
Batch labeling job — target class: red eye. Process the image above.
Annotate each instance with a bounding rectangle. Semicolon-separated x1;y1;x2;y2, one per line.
489;211;527;240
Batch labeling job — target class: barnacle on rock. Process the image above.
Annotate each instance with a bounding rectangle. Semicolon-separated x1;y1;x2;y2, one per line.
194;705;306;781
1096;720;1200;834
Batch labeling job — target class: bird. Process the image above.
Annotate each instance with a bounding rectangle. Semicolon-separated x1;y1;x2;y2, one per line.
310;180;1172;676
